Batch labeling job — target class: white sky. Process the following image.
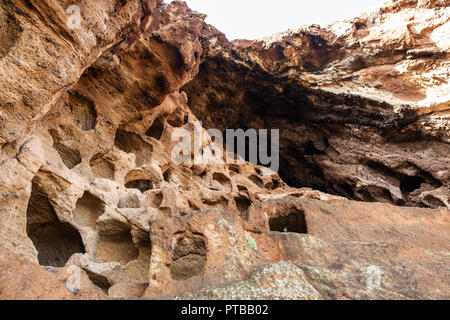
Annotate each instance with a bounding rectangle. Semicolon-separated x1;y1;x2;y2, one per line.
169;0;386;40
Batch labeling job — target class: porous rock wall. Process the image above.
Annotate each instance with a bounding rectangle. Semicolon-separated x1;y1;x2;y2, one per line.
0;0;448;300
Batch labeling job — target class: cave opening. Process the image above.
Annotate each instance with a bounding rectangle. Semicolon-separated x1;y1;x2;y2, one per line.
234;195;251;213
125;179;154;192
182;55;447;209
269;211;308;234
114;129;153;167
212;172;232;191
145;117;165;140
26;178;85;267
400;176;424;194
73;191;105;229
68;92;97;131
83;269;112;294
279;146;327;191
89;152;116;180
49;130;82;170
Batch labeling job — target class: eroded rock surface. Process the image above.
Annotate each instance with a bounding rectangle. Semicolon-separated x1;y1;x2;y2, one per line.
184;0;450;209
0;246;106;300
0;0;448;300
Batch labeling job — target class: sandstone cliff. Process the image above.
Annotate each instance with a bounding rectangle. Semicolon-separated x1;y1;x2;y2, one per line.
0;0;448;300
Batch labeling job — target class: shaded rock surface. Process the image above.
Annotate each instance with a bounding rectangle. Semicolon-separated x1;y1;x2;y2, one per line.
183;0;450;209
0;0;448;300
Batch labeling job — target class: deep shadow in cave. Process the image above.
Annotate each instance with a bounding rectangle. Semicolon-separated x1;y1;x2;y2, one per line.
26;177;85;267
269;211;308;234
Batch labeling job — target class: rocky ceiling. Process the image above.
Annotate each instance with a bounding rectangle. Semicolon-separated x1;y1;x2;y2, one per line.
183;1;450;208
0;0;448;300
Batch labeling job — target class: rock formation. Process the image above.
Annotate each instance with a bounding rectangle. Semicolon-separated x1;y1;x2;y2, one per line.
0;0;448;300
184;0;450;209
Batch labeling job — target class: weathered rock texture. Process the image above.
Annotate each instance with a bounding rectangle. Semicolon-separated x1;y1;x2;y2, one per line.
0;0;448;300
0;246;106;299
184;0;450;209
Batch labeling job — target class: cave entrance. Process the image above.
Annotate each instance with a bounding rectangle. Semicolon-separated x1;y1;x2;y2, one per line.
26;177;85;267
269;211;307;234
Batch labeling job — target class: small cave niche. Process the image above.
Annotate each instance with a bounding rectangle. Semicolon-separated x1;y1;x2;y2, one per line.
269;211;308;234
54;143;82;169
261;45;286;62
248;174;264;188
84;270;112;294
237;185;249;192
49;130;82;169
167;109;185;127
278;146;327;191
147;191;163;209
265;178;282;190
73;191;105;229
123;237;152;285
26;178;85;267
68;92;97;131
163;168;173;182
229;165;240;174
400;176;424;194
365;160;443;204
118;193;142;209
170;233;207;281
212;172;232;191
95;227;139;265
334;183;355;199
256;168;264;176
202;196;229;211
89;152;115;180
125;180;154;193
114;129;153;167
355;186;395;204
145;116;165;140
354;20;367;30
125;170;157;193
234;195;251;213
153;73;171;94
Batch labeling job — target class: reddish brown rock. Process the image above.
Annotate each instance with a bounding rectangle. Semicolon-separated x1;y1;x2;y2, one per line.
0;0;448;300
183;0;450;209
243;197;450;299
0;0;300;299
0;246;105;300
